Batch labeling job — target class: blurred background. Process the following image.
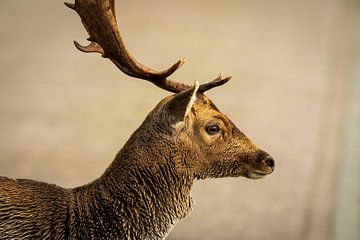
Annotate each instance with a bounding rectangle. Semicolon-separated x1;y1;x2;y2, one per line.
0;0;359;239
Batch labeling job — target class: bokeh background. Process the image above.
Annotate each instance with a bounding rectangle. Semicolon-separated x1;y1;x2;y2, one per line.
0;0;359;239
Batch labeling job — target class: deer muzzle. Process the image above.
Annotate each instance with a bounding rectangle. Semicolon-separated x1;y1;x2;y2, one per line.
246;150;275;179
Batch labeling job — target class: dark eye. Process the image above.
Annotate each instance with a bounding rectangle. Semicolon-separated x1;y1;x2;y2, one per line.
206;125;220;135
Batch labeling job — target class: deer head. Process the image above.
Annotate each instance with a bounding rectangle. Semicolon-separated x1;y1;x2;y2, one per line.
65;0;274;180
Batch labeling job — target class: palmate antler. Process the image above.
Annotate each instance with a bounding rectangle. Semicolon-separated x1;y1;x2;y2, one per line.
65;0;231;93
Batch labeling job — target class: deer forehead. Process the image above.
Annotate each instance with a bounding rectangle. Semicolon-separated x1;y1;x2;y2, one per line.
191;96;225;119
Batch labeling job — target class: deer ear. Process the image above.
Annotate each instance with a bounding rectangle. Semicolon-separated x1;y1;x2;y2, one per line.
163;82;200;130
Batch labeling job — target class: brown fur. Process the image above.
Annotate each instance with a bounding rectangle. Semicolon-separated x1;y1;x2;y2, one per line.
0;90;274;239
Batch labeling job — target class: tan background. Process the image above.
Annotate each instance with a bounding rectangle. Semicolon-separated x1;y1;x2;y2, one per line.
0;0;358;240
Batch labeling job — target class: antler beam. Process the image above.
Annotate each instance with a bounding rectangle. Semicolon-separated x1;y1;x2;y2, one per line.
65;0;231;93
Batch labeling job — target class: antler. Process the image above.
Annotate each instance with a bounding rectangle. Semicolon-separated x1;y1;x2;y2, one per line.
65;0;231;93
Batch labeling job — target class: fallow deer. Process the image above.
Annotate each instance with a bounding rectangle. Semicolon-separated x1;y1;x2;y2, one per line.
0;0;275;239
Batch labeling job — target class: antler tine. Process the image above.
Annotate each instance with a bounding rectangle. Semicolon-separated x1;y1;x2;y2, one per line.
65;0;189;93
198;73;232;93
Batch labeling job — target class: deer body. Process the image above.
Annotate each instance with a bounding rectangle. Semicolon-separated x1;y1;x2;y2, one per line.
0;0;275;239
0;93;273;240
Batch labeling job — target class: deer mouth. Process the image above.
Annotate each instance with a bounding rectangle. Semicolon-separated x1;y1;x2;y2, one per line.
246;171;268;179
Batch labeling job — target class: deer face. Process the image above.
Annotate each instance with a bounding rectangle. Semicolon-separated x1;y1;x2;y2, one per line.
157;87;274;180
189;95;274;179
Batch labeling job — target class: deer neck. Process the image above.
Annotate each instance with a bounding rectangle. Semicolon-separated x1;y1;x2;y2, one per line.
72;128;194;239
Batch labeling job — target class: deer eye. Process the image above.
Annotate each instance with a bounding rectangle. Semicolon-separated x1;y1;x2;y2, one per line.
206;125;220;135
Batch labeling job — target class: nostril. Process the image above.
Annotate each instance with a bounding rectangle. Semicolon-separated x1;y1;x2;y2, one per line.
265;156;275;169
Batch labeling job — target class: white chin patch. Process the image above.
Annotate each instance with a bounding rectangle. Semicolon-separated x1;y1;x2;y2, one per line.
248;172;266;179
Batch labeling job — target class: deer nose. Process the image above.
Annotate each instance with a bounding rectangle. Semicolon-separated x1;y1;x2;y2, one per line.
264;156;275;170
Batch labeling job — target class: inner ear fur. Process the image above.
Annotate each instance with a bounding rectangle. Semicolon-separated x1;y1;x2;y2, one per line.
162;83;199;131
